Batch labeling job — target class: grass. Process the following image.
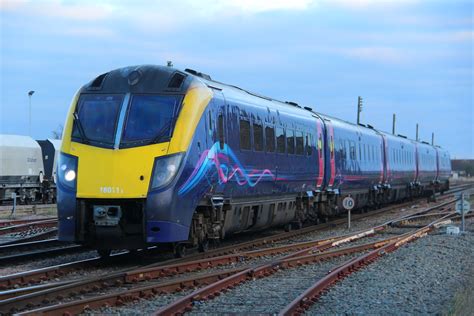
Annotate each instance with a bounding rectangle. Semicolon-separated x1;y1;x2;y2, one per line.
444;268;474;316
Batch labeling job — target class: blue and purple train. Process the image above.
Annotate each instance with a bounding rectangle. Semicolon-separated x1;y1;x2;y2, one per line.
57;65;451;256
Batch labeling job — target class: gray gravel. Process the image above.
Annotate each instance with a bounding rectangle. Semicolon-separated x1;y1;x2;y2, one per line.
306;218;474;315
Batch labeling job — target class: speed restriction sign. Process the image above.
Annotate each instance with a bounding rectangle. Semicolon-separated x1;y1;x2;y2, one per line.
342;196;355;210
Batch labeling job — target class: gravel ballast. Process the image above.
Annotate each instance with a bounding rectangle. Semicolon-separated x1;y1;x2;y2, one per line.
307;219;474;315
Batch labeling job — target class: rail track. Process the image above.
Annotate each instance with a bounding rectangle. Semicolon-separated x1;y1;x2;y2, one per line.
0;189;457;288
2;194;463;315
0;218;56;229
0;239;82;265
0;184;469;314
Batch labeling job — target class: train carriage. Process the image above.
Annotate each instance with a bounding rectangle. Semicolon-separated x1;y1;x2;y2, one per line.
317;116;385;215
416;141;438;193
380;133;418;200
435;147;451;192
56;65;451;256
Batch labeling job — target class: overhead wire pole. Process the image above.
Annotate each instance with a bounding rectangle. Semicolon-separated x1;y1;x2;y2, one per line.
416;123;419;141
357;96;363;125
392;113;396;134
28;90;35;136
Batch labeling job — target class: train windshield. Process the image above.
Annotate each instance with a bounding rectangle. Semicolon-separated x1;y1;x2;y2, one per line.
72;94;124;147
120;95;180;147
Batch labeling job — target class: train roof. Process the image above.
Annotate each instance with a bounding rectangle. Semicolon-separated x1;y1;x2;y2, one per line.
0;134;41;149
184;68;315;118
184;69;443;147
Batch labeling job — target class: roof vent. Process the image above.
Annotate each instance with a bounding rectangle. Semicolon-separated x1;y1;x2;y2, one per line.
421;141;430;145
304;106;313;111
285;101;301;108
367;124;374;129
184;68;212;80
397;134;407;139
89;73;108;90
168;72;186;89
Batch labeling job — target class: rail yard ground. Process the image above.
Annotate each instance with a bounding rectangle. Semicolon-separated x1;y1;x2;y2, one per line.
0;186;472;315
0;204;56;220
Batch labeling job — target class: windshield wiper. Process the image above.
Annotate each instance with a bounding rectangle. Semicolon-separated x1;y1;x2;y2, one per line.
73;112;89;144
151;119;174;144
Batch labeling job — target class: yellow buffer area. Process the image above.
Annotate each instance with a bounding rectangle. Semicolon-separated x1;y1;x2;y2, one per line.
71;142;169;198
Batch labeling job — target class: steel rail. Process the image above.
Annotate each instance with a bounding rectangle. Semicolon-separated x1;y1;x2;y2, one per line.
0;228;58;246
0;219;57;236
0;218;57;228
278;213;454;316
153;232;412;315
1;197;458;314
18;230;407;315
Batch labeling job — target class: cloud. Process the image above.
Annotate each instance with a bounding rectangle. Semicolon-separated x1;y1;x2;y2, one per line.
327;0;419;10
337;46;409;64
1;0;114;21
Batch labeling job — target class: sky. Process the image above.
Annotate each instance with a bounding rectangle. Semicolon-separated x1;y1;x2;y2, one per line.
0;0;472;158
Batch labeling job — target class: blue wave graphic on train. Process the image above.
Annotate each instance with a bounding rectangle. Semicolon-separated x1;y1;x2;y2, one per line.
178;142;280;195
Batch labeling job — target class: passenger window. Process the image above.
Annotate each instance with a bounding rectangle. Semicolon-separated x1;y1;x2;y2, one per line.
345;140;350;160
218;113;225;150
350;142;356;160
253;123;263;152
265;126;275;153
276;127;285;153
208;110;212;133
287;130;295;155
306;134;313;156
296;131;304;155
239;119;251;150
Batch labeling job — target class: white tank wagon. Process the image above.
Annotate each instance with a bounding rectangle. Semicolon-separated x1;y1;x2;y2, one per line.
0;135;45;203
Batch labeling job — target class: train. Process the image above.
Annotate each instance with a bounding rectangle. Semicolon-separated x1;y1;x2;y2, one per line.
0;135;61;204
57;65;451;257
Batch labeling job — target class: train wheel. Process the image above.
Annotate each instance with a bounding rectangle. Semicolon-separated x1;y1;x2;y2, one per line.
98;249;111;258
174;244;187;258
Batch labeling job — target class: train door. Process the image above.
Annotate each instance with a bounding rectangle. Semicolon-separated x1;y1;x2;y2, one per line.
315;117;325;189
323;119;336;191
205;92;228;194
216;92;228;193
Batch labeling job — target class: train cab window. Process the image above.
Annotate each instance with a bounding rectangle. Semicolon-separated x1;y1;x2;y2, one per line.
265;126;275;153
295;131;304;155
276;127;285;153
287;130;295;155
72;94;124;146
253;123;263;152
121;95;180;146
218;114;225;150
239;119;251;150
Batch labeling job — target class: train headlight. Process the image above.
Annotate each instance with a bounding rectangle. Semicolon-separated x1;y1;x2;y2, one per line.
150;153;184;190
58;152;78;191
